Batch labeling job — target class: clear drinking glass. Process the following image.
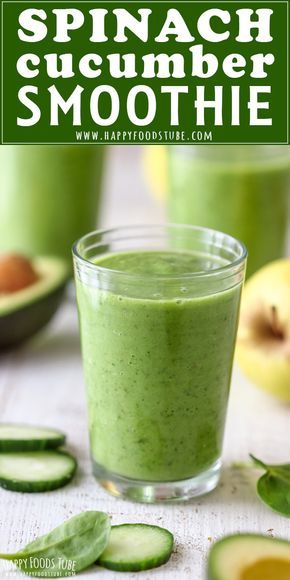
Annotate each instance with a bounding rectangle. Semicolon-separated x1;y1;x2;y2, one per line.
0;145;105;263
73;225;247;502
167;145;290;277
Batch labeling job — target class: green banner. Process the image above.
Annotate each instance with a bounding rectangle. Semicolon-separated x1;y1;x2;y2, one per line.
1;1;289;144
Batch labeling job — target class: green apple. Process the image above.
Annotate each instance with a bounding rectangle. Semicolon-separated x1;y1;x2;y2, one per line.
236;258;290;402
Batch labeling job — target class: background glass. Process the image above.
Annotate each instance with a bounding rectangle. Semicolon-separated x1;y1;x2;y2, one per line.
0;145;105;262
167;145;290;277
73;225;246;503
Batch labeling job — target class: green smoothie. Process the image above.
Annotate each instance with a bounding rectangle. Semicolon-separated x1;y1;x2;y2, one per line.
76;249;242;482
168;146;290;277
0;145;104;262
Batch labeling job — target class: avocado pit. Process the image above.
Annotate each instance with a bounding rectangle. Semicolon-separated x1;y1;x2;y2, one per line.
0;253;39;294
0;255;68;349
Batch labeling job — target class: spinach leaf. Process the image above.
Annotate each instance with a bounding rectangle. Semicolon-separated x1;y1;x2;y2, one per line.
250;454;290;517
0;511;111;577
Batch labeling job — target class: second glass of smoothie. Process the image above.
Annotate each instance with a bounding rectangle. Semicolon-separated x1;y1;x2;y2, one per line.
0;145;105;263
73;225;246;502
167;145;290;277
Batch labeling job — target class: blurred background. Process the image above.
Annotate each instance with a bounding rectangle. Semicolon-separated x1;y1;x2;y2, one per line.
1;144;289;264
0;143;290;351
101;146;165;227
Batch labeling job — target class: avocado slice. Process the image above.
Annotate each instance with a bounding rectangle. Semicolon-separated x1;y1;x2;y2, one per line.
207;534;290;580
0;256;69;349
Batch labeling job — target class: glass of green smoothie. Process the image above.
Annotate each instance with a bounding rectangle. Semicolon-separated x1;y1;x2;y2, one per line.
167;146;290;278
0;145;105;263
73;225;247;502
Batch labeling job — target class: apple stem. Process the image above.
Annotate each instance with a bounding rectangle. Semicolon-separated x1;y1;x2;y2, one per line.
270;305;284;340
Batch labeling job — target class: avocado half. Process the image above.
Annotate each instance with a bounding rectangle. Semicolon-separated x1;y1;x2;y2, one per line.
0;256;69;350
207;534;290;580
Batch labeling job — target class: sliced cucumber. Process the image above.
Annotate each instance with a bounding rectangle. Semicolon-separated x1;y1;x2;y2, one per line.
98;524;174;572
0;450;77;492
0;424;65;452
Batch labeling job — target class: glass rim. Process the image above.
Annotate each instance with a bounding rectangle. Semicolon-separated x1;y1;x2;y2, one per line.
72;224;247;281
168;144;290;162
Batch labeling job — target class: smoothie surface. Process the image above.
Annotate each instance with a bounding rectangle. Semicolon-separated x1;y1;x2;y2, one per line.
93;250;228;276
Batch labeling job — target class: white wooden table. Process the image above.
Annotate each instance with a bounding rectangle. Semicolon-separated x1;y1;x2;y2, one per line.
0;147;290;580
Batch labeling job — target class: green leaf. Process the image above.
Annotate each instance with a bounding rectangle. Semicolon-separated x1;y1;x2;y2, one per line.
0;511;111;577
249;454;269;472
250;454;290;517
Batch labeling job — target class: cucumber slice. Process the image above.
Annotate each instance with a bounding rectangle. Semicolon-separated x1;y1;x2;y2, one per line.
0;424;65;452
0;450;77;492
98;524;174;572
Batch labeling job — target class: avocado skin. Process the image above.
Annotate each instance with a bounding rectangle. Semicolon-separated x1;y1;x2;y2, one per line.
0;283;66;350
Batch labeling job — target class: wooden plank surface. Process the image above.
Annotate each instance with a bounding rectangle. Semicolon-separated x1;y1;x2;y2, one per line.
0;147;289;579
